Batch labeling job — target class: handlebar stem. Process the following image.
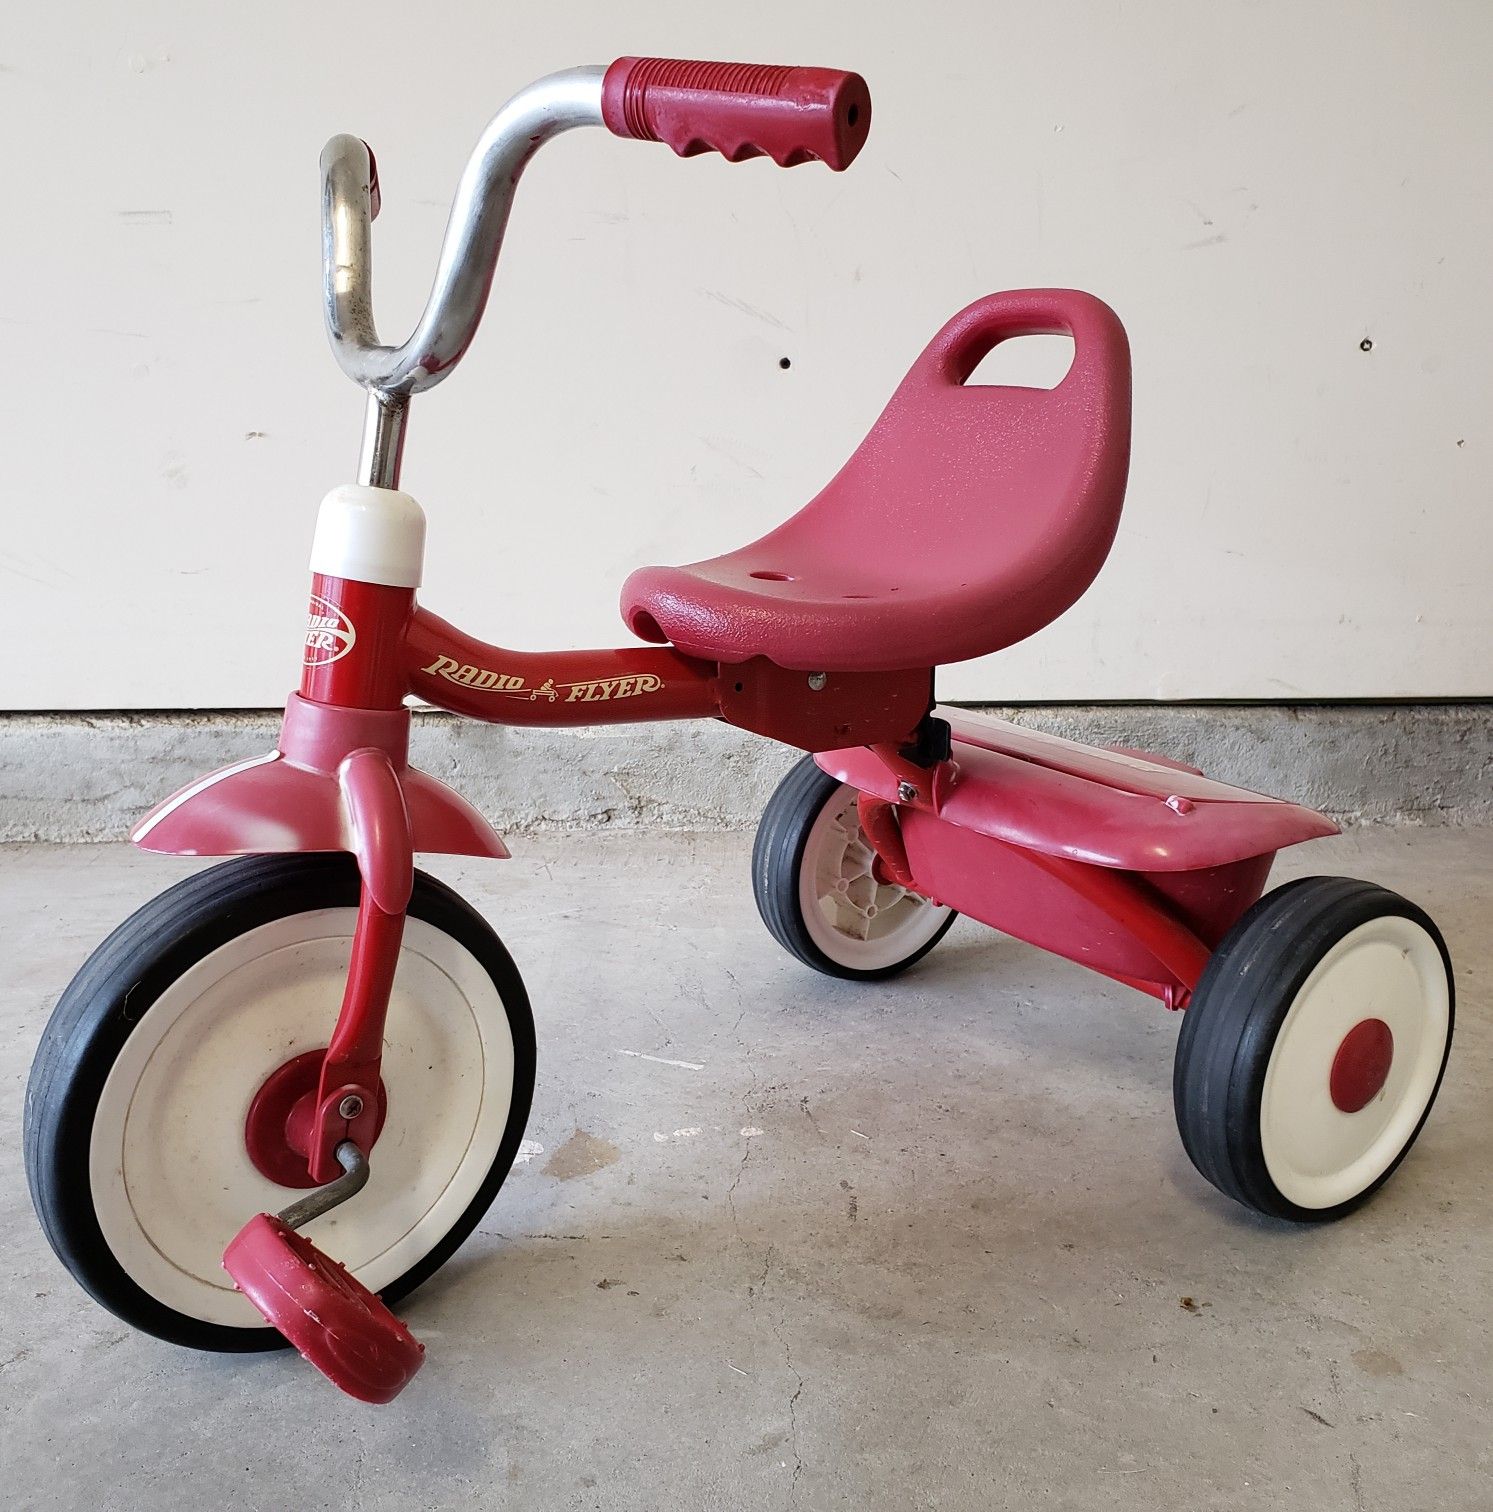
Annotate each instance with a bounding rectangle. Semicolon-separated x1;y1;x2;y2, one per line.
322;65;605;402
358;393;409;489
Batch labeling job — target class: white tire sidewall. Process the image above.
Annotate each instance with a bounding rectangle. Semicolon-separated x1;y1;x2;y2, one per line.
1259;912;1450;1210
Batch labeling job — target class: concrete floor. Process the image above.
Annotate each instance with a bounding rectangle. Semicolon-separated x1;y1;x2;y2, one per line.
1;827;1490;1510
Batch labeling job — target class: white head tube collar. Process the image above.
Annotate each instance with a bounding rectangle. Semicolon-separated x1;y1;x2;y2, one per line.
309;484;427;589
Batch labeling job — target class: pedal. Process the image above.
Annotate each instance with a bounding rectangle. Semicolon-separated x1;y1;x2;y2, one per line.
222;1142;424;1404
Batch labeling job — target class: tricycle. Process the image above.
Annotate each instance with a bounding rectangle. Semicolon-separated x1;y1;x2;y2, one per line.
25;57;1455;1404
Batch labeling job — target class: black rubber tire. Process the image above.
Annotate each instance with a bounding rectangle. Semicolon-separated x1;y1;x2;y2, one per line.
1173;875;1454;1223
752;754;957;981
24;853;536;1353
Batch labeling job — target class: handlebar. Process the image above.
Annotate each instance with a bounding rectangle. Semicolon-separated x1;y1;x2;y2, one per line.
321;66;606;400
321;59;870;402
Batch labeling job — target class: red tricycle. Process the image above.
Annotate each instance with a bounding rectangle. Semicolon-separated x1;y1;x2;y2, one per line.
25;58;1455;1404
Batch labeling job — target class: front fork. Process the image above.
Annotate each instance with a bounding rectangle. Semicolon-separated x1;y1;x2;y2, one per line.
296;569;419;1182
304;748;412;1181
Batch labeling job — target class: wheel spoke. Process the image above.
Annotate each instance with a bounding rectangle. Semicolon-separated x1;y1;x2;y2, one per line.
789;773;953;972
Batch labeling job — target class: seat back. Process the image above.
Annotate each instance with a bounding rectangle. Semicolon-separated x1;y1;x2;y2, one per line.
769;288;1131;664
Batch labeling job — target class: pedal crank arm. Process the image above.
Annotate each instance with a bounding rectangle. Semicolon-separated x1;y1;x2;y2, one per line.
276;1140;369;1230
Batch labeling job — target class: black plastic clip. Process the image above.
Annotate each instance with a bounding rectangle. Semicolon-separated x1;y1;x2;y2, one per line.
900;714;952;768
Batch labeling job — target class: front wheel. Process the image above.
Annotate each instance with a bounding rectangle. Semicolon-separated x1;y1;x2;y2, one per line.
753;756;956;980
1174;876;1453;1222
24;853;536;1351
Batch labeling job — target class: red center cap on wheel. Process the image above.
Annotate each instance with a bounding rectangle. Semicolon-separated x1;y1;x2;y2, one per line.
1330;1018;1395;1113
245;1049;388;1188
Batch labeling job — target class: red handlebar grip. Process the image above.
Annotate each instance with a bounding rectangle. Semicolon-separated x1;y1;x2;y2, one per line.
602;58;871;171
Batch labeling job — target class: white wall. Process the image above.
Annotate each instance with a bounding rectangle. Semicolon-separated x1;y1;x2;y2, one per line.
5;1;1490;710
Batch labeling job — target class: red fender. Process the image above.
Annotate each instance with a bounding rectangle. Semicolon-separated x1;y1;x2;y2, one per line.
817;706;1337;874
816;706;1341;1005
132;693;508;862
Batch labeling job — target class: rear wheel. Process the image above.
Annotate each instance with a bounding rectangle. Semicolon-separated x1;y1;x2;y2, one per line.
1174;876;1453;1221
753;756;956;980
25;853;535;1351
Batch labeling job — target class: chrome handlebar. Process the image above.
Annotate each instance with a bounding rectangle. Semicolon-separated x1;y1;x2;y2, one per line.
321;66;606;402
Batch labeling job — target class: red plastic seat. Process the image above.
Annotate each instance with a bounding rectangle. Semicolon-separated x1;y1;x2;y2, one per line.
621;289;1131;672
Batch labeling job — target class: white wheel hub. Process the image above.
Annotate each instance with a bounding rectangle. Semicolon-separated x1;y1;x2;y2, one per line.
89;909;516;1328
1260;913;1449;1209
798;786;952;971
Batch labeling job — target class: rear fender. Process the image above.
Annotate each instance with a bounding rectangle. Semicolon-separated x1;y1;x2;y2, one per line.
817;706;1338;873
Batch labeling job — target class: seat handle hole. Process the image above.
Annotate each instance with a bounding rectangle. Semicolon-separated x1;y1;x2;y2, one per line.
964;332;1074;390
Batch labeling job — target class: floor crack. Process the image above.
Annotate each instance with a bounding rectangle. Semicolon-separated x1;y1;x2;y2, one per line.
723;967;761;1250
757;1247;807;1502
781;1330;806;1500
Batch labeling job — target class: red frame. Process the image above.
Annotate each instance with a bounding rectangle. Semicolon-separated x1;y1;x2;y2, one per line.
137;569;1331;1181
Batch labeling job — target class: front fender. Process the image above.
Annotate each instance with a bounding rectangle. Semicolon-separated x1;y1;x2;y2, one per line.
131;695;508;862
132;752;508;861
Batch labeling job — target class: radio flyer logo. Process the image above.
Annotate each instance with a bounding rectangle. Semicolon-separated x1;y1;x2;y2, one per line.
303;595;356;666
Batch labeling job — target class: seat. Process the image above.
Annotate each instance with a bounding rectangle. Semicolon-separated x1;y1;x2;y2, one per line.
621;289;1131;672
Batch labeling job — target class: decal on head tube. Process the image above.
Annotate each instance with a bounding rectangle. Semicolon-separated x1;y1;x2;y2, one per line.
420;654;665;703
303;594;357;666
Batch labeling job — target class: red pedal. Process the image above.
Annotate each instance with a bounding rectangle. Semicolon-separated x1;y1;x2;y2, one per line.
223;1214;424;1404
